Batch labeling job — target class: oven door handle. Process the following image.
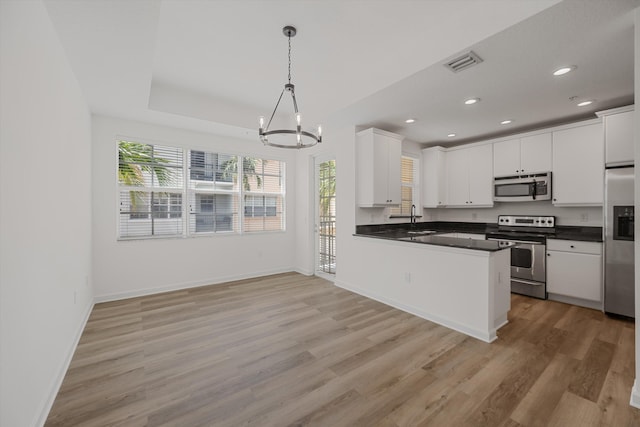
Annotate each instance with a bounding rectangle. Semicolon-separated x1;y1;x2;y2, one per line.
511;278;544;286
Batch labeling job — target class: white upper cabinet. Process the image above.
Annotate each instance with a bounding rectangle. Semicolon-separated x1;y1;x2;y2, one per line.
493;133;552;177
552;122;604;206
422;146;446;207
597;106;634;167
356;128;402;207
446;144;493;207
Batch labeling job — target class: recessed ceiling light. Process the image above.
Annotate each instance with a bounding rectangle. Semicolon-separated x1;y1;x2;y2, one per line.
577;100;594;107
464;98;480;105
500;120;513;125
553;66;576;76
405;118;416;124
447;133;456;138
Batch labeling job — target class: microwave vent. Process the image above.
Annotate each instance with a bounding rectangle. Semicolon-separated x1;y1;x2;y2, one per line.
445;51;483;73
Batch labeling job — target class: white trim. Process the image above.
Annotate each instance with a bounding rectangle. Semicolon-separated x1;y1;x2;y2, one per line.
547;292;603;311
35;300;94;427
334;278;497;343
314;271;336;282
294;267;315;276
94;267;295;303
630;380;640;408
596;104;634;117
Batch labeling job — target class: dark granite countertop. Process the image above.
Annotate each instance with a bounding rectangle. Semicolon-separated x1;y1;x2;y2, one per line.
355;222;511;252
355;221;603;248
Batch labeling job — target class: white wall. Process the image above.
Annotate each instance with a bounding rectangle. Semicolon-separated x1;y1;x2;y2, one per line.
92;116;298;301
0;2;93;426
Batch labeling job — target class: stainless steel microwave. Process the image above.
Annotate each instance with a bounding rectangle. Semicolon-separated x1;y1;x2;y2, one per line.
493;172;552;202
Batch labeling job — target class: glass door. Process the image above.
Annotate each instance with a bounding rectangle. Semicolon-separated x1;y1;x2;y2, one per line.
316;158;336;275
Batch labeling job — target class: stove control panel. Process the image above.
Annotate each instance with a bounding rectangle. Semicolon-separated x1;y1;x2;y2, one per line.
497;215;555;228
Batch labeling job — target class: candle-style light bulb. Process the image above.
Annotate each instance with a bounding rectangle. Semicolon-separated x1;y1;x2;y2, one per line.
296;113;301;126
259;116;265;129
297;133;301;144
318;125;322;137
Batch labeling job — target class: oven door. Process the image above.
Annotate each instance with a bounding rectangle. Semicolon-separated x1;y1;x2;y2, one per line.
510;241;546;283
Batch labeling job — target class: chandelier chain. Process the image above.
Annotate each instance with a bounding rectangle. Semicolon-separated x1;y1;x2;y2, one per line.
287;35;292;84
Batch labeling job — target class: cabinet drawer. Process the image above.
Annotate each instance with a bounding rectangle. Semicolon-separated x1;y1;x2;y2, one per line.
546;239;601;255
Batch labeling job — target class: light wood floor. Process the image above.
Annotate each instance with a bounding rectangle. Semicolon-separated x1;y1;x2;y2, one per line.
46;272;639;426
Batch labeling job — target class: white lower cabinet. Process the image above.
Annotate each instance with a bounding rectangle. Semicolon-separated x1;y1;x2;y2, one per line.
546;239;602;305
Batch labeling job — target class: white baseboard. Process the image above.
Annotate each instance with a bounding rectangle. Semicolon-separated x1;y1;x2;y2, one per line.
631;379;640;408
334;279;496;343
293;267;315;276
94;267;296;303
35;300;94;427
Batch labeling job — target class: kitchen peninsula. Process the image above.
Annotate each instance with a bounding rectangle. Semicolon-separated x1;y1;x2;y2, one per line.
350;223;512;343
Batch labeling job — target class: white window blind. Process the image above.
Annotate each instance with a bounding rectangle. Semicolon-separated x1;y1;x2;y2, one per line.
117;140;286;239
243;158;285;232
389;156;417;216
188;150;239;234
118;141;184;238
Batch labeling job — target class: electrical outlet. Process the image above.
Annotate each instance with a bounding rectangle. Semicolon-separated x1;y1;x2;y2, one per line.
404;272;411;283
471;213;477;220
580;212;589;222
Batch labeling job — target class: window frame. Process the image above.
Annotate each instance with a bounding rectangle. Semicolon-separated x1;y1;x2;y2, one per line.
389;154;420;217
116;137;287;241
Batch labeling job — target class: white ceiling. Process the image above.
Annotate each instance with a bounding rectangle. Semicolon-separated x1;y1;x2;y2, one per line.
44;0;638;145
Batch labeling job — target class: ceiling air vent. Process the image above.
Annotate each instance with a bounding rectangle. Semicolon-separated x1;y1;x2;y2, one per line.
445;51;483;73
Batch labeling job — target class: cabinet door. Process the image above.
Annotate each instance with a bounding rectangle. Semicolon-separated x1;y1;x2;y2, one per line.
386;137;401;205
370;136;390;205
547;250;602;301
422;147;446;207
445;149;469;206
605;110;634;166
552;123;604;206
468;144;493;206
493;138;520;177
520;133;552;174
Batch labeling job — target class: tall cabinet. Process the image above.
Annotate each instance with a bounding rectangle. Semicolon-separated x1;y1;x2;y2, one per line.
356;128;403;207
552;122;604;206
445;144;493;207
422;146;446;207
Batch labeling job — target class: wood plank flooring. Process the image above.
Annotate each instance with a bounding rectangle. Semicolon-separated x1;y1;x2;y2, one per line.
45;272;639;426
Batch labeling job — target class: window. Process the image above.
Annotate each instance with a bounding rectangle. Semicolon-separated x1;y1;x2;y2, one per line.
244;195;278;217
243;158;285;232
389;155;418;216
188;150;239;234
118;141;184;238
117;140;285;239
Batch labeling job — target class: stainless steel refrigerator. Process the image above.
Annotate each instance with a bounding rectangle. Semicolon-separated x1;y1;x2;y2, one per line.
604;166;635;317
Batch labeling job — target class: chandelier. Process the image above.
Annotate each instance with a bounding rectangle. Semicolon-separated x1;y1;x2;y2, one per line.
259;26;322;149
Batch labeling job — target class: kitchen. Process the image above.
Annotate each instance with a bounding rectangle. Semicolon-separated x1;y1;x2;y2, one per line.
351;106;633;342
336;0;640;406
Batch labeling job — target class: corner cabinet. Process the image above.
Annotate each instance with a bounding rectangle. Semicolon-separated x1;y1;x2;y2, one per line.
356;128;402;207
546;239;603;308
493;133;552;177
552;122;604;206
422;146;447;207
445;144;493;207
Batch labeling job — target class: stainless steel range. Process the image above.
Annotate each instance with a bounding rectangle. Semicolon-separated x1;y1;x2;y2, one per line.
486;215;555;299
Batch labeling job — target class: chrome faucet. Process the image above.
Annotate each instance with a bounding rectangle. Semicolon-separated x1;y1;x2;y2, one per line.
411;204;417;227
